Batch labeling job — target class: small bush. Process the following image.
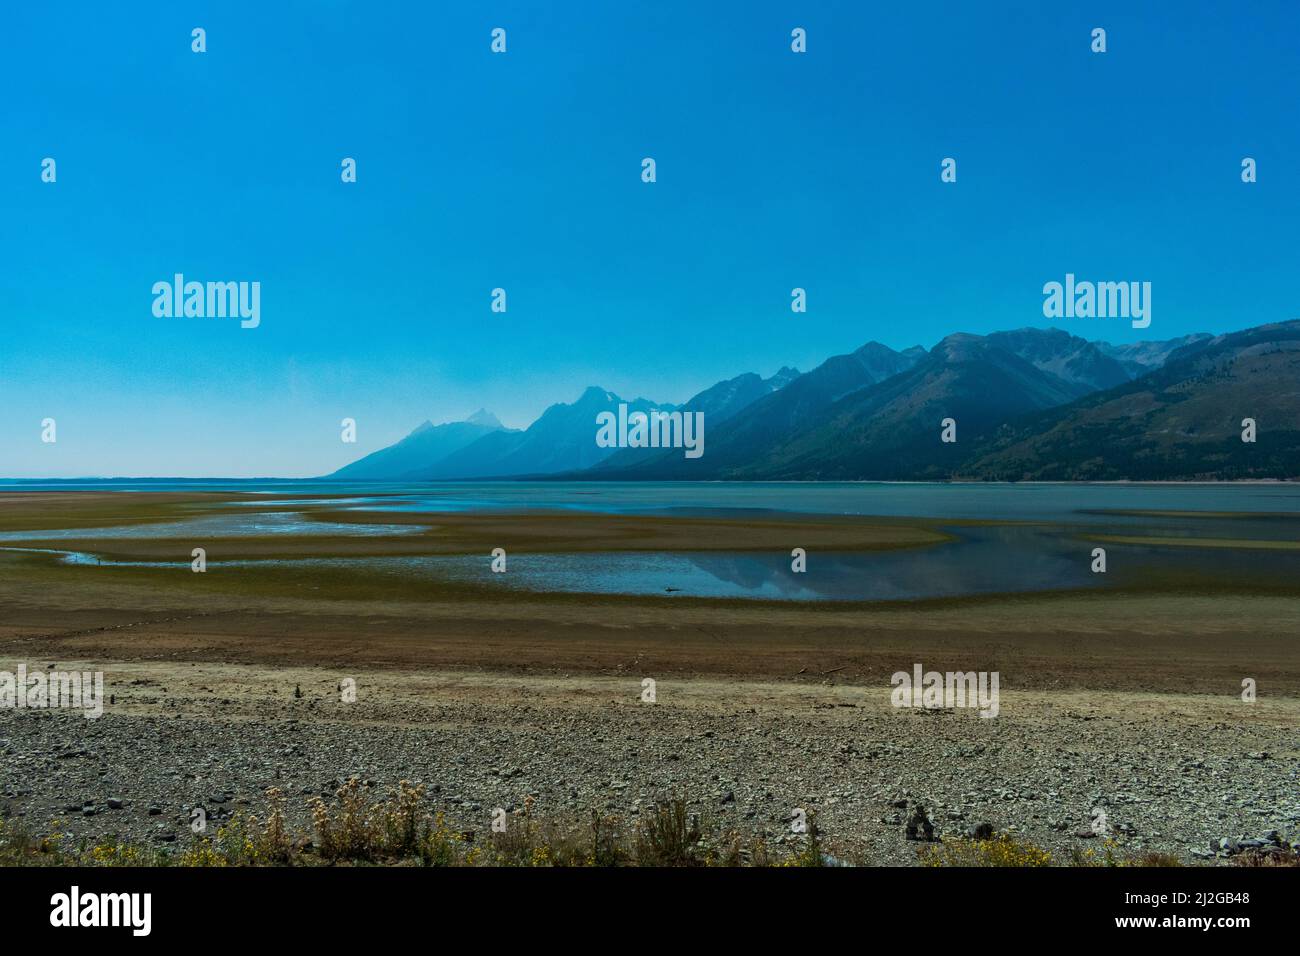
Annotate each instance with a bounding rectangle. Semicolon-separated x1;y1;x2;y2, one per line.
310;777;378;861
256;787;293;864
415;812;462;867
1068;840;1184;868
0;817;67;865
1233;846;1299;867
919;833;1052;867
633;800;702;867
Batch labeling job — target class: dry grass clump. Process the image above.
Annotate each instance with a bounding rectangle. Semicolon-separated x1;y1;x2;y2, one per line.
9;789;1265;868
919;833;1053;867
922;832;1194;868
1232;846;1299;867
1;786;834;867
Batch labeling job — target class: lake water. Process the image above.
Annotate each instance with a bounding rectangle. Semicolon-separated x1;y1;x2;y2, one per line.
0;511;425;542
2;481;1296;601
4;479;1298;520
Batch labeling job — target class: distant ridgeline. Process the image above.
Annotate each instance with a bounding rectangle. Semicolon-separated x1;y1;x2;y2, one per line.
329;322;1300;482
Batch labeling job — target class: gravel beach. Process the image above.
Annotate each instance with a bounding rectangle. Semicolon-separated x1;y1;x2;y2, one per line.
2;659;1296;864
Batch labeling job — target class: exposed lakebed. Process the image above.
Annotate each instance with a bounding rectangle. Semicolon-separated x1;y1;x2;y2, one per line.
1;482;1295;602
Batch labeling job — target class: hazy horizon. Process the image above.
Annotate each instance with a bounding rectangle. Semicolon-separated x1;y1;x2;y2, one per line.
0;319;1257;480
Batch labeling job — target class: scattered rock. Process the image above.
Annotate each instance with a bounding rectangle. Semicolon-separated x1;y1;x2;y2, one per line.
905;805;936;842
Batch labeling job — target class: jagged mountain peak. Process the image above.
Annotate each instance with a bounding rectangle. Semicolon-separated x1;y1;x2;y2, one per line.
465;408;502;428
766;366;801;389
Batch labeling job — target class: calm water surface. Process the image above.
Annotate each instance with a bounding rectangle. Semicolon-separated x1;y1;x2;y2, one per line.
2;482;1295;601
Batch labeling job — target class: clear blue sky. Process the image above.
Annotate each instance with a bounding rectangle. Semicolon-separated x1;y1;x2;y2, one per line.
2;0;1297;477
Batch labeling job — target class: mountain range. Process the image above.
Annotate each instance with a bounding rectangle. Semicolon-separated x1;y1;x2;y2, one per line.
331;409;506;480
327;321;1300;482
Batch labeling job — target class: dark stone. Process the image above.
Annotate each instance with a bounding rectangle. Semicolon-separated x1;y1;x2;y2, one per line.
905;805;936;841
